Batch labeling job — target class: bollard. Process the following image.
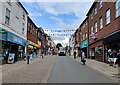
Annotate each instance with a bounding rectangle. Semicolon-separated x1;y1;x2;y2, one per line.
27;55;30;64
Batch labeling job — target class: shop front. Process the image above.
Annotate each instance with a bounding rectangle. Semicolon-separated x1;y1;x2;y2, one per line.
27;40;39;58
89;40;103;62
103;30;120;63
2;31;26;63
80;40;88;58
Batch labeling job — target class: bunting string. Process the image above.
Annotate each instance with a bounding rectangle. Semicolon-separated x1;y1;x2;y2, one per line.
44;29;75;32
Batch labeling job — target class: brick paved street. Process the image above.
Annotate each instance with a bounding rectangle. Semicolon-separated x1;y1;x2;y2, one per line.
2;55;57;83
70;56;119;82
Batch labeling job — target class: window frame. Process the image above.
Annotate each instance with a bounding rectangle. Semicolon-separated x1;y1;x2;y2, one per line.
116;0;120;17
5;8;10;26
22;23;25;34
94;7;97;15
99;16;103;29
94;22;98;33
99;0;102;9
91;26;94;34
106;9;110;25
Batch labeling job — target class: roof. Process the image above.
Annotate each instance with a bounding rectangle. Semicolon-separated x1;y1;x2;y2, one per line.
18;2;29;14
79;17;88;28
86;2;97;16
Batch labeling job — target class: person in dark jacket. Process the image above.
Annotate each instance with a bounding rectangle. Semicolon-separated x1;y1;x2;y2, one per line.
73;49;77;59
112;50;118;68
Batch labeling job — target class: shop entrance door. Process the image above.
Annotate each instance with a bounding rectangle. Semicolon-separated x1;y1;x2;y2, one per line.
10;43;18;62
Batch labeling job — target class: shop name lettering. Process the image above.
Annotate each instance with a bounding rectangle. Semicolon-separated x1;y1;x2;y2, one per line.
10;36;22;44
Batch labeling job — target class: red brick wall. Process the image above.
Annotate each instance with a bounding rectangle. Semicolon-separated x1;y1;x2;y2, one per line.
88;2;120;44
27;33;37;44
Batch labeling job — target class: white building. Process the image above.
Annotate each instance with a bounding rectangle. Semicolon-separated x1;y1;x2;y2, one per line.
0;0;28;62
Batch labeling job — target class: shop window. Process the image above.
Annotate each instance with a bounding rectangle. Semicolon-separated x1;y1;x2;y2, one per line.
106;9;110;25
95;46;103;62
5;8;10;26
116;0;120;17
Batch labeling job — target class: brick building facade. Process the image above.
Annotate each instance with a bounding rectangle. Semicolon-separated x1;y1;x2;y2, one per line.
73;0;120;62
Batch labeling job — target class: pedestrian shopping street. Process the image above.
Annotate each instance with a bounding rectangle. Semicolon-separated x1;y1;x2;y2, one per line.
2;55;118;84
0;0;120;85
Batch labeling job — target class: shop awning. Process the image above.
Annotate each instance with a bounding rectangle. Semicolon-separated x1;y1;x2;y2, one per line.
28;45;33;49
28;40;39;48
103;30;120;44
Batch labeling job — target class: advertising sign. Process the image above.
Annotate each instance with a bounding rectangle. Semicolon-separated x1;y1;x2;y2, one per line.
7;32;26;46
80;40;88;49
8;53;15;64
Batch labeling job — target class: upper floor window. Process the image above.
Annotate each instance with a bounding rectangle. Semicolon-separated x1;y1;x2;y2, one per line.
23;11;25;20
106;9;110;25
22;23;25;34
94;22;98;33
99;16;103;29
94;8;97;15
99;0;102;9
83;34;85;40
5;8;10;26
91;13;93;20
91;26;94;34
116;0;120;17
85;32;88;39
83;24;85;28
86;21;88;26
7;0;11;6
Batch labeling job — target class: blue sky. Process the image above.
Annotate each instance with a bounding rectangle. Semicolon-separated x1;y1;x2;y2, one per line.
20;0;94;46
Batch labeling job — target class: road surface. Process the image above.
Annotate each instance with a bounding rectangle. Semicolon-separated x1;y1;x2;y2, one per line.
47;56;117;83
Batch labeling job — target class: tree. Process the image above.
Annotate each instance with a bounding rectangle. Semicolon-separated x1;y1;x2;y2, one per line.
56;43;62;50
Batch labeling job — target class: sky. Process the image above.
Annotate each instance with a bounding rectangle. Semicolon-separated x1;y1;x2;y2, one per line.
20;0;94;47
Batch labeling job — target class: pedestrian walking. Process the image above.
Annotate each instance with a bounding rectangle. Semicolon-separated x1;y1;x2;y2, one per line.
73;49;77;59
81;51;86;65
108;49;114;67
41;50;44;59
112;50;118;68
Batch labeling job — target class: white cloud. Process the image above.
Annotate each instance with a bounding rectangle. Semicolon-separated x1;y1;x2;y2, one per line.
37;2;93;17
20;2;93;46
29;12;42;17
19;0;95;2
54;37;69;47
49;16;62;22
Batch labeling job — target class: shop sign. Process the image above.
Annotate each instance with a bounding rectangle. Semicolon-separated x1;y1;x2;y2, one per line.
0;28;7;34
90;33;97;39
7;32;25;46
28;40;39;48
80;40;88;49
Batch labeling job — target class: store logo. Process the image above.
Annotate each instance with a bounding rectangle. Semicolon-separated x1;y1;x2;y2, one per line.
10;36;13;40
